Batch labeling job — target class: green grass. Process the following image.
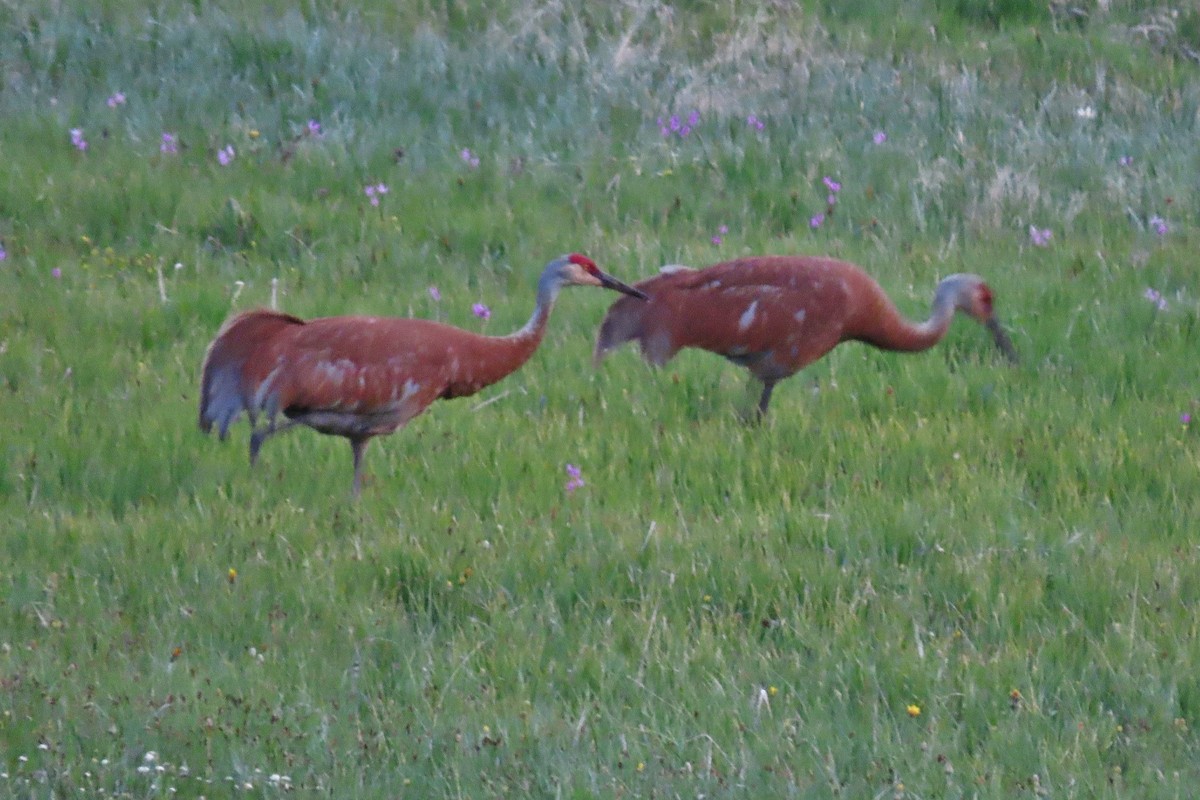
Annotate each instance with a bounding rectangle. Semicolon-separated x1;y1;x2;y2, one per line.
2;1;1199;796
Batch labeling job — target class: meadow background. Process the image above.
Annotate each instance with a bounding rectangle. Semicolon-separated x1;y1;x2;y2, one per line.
2;0;1199;796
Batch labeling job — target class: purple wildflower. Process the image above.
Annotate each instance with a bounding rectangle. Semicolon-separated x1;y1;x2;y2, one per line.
658;112;699;139
160;132;178;155
306;119;322;137
428;286;441;302
746;114;765;131
1118;155;1134;167
873;131;887;145
1150;215;1168;236
1182;412;1192;426
810;213;825;229
1029;226;1053;247
69;128;88;151
0;243;6;261
472;303;491;320
364;183;389;206
1144;288;1168;312
460;148;480;168
217;144;235;166
822;176;841;194
52;267;62;279
565;464;585;493
106;91;126;108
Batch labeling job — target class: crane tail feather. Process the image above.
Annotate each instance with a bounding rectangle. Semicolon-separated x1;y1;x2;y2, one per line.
199;309;303;442
594;295;649;367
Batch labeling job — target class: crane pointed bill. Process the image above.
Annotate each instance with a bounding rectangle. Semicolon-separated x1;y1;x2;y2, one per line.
985;318;1019;364
597;271;650;300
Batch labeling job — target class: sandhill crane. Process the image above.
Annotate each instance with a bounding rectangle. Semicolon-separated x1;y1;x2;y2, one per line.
594;255;1017;417
200;253;647;495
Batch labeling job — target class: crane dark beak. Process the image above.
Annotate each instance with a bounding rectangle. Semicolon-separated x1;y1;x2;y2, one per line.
985;317;1019;364
599;271;650;301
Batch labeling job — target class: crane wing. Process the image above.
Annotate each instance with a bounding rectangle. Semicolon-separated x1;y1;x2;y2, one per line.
268;317;455;433
604;256;856;374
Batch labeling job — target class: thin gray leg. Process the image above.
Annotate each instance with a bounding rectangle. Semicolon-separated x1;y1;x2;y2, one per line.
350;437;370;498
756;379;776;419
250;419;300;466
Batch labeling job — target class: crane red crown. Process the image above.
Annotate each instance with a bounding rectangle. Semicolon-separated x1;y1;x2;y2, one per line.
568;252;599;275
979;284;994;312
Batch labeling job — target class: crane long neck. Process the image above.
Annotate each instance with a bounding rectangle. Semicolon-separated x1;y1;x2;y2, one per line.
459;274;560;388
512;271;562;342
854;279;959;353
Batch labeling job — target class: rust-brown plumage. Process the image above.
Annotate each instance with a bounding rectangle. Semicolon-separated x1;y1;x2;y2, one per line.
594;255;1017;416
200;253;646;495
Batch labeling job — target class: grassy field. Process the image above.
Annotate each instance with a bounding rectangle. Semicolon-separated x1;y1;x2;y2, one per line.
2;0;1199;796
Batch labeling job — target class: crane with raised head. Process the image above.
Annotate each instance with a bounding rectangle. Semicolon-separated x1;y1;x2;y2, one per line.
594;255;1017;417
200;253;647;495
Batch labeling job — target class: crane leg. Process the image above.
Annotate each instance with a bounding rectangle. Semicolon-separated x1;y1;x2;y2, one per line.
350;437;370;497
250;419;299;466
755;379;776;420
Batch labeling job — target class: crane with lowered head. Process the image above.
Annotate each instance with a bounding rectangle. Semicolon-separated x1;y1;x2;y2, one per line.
594;254;1018;417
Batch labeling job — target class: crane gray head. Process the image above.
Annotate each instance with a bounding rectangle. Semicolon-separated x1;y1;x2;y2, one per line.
547;253;648;300
940;273;1019;364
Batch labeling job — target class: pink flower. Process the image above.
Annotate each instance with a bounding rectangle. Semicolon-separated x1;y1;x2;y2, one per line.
657;111;700;139
472;303;491;320
1029;226;1052;247
1182;413;1192;426
217;145;235;166
873;131;887;145
364;183;389;206
69;128;88;151
106;92;126;108
1144;288;1168;311
565;464;585;493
